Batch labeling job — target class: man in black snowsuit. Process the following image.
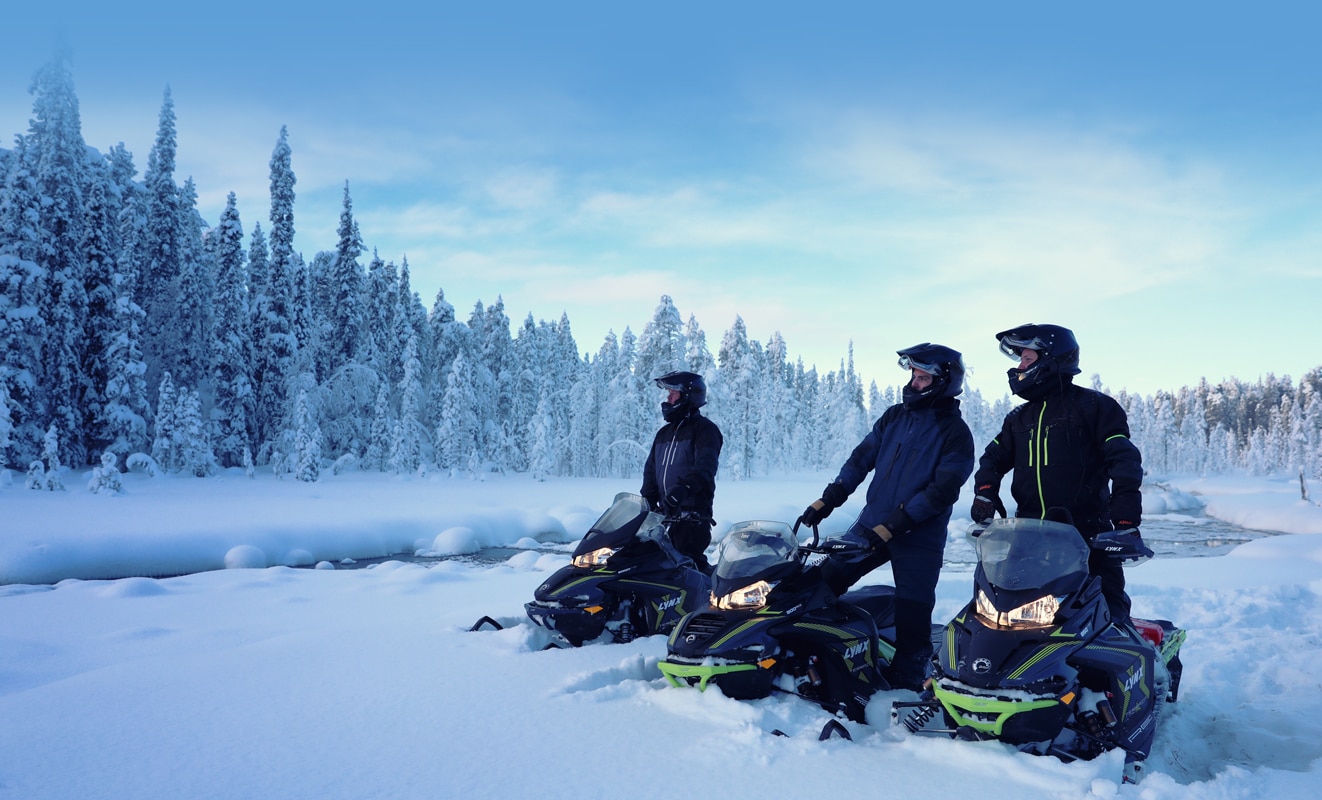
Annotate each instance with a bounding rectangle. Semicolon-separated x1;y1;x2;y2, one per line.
969;323;1146;626
798;343;975;692
641;371;723;573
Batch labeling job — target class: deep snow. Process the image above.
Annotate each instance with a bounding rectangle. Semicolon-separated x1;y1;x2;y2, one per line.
2;468;1321;799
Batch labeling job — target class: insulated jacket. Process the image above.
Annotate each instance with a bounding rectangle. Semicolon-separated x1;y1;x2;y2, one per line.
641;409;723;519
973;382;1143;534
832;397;975;545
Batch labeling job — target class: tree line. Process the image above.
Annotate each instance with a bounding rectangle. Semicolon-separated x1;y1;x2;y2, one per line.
2;58;1319;487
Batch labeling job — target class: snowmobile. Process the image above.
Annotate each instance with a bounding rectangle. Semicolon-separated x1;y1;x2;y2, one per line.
472;492;712;646
657;520;898;723
892;516;1186;777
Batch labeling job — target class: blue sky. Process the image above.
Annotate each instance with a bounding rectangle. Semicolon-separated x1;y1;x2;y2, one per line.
5;2;1320;398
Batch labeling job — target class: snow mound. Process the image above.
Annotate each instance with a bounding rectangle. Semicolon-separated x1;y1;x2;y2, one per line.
224;545;267;569
428;527;481;555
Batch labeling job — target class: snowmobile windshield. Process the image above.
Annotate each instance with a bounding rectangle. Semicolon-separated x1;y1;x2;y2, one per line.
573;492;651;556
712;521;799;586
975;518;1090;592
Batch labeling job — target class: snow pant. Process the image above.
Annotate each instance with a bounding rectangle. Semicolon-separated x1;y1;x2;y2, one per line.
1088;548;1131;626
822;523;945;692
669;520;713;573
1077;520;1133;627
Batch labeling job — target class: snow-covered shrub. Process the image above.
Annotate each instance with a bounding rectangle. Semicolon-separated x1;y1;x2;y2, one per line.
331;452;359;475
87;452;125;495
125;453;161;477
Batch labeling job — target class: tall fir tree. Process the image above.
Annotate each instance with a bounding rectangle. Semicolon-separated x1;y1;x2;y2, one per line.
140;88;182;393
28;56;90;465
173;177;214;390
253;128;299;458
327;182;364;372
210;193;254;467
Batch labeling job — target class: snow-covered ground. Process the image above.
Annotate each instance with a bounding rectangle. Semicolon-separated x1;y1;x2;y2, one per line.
2;469;1321;799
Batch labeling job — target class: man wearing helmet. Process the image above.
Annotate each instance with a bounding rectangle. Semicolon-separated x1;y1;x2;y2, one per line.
641;370;724;573
970;323;1145;626
797;343;975;691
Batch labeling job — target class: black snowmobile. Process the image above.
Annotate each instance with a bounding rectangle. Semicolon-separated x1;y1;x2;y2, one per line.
658;520;898;723
473;492;712;647
892;517;1186;778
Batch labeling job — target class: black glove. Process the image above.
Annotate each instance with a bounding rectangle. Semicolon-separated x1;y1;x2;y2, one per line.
970;486;997;524
798;500;831;528
665;480;691;510
820;482;849;509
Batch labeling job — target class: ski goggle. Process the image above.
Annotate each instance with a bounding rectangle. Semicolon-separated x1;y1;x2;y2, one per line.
897;354;944;377
998;333;1050;360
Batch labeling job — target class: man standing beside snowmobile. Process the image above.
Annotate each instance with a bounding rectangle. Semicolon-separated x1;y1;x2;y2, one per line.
969;323;1145;626
641;371;723;574
798;344;975;692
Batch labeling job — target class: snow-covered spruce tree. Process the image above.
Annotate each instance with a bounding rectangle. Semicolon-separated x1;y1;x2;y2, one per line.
326;182;364;374
37;423;65;490
173;386;216;477
0;255;46;466
209;193;254;468
757;332;792;474
361;382;391;472
100;277;151;469
436;350;481;475
361;251;398;384
246;224;268;342
549;313;585;473
29;56;90;467
587;331;620;478
470;297;515;472
526;391;556;481
508;314;545;473
172;177;214;391
0;383;14;469
292;388;321;482
713;316;757;480
603;327;648;478
388;334;424;475
252;128;299;459
150;372;178;472
320;362;379;463
634;294;687;383
683;313;714;376
427;287;464;404
567;363;599;478
80;156;119;463
139;88;183;394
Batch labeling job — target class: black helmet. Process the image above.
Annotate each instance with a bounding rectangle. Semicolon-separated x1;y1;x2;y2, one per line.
896;343;964;408
655;370;707;422
995;323;1080;400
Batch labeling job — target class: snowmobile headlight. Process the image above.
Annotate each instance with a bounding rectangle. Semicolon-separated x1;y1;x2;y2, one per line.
975;588;1061;629
712;580;773;611
572;547;618;568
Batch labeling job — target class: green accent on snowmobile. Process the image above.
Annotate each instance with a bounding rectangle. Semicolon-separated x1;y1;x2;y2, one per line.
1007;641;1073;680
545;573;608;597
657;659;760;690
932;684;1065;737
706;615;779;650
1159;628;1186;664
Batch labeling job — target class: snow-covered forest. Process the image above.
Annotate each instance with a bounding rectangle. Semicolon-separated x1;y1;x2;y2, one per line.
2;57;1320;486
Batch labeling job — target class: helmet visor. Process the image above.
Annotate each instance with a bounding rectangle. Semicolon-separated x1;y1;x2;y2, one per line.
998;332;1050;360
897;353;944;377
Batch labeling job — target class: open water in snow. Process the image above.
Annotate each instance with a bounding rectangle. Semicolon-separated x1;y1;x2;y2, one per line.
332;510;1276;571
